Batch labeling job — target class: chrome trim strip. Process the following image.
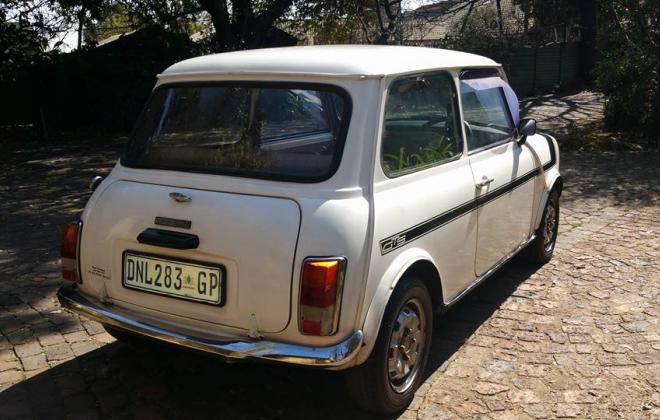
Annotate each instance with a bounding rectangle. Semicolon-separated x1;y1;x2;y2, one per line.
57;285;363;368
444;234;536;308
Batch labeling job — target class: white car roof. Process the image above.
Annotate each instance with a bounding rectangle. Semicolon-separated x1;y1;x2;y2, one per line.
161;45;499;79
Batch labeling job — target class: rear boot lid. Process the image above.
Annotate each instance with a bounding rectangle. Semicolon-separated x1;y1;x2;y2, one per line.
80;179;300;333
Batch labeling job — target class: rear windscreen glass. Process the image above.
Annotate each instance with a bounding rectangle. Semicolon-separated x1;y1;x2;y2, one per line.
122;83;351;182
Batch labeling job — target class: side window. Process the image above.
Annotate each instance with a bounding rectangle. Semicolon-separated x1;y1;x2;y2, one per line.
459;79;515;151
381;72;462;177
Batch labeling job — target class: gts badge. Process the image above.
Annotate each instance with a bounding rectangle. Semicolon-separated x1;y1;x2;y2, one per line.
380;233;407;255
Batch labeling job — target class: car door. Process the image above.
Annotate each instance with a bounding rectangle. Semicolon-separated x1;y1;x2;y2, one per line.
459;72;537;276
372;71;478;301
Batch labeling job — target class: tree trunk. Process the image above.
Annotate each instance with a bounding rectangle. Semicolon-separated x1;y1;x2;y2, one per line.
460;1;476;34
373;0;402;45
77;7;85;49
233;0;255;49
495;0;505;40
198;0;294;52
578;0;598;81
198;0;235;51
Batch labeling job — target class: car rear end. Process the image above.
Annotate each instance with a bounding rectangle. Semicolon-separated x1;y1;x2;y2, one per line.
58;74;381;367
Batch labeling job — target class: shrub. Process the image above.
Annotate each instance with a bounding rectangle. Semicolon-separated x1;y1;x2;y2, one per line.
594;2;659;146
595;49;659;146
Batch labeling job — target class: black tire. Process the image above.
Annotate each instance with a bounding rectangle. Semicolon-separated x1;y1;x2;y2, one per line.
526;188;560;264
345;276;433;414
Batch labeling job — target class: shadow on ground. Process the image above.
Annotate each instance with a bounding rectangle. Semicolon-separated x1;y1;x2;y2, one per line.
0;255;539;420
520;90;603;133
560;152;660;207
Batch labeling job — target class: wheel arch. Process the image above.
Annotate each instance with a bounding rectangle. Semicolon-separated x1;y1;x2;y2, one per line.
355;249;443;365
552;175;564;197
534;173;563;230
405;260;443;311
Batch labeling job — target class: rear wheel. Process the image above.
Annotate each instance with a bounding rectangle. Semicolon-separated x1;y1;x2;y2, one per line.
345;277;433;414
526;188;560;264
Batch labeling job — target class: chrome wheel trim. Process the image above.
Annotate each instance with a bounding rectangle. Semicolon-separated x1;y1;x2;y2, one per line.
387;298;426;394
543;198;557;251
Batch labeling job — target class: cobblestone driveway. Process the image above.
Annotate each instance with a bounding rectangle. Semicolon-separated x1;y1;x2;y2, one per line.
1;138;658;419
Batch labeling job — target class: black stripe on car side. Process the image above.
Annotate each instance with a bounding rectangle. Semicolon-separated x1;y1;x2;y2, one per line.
541;133;557;171
379;135;557;255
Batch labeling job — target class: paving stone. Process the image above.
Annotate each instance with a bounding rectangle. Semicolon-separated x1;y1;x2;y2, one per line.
0;348;16;362
563;390;598;404
508;389;542;404
20;353;48;371
37;331;66;346
44;343;74;362
555;403;582;418
0;359;22;372
70;340;99;356
0;369;24;385
6;327;34;345
14;341;43;358
64;331;90;344
523;403;551;418
473;382;510;396
82;321;105;336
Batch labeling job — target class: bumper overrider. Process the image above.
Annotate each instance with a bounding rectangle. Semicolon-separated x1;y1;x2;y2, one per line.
57;284;363;368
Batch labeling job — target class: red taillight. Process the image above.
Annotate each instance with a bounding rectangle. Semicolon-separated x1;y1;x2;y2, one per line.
301;260;340;307
299;258;345;336
61;222;81;282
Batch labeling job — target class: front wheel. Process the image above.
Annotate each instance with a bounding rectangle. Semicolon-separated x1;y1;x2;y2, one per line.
345;277;433;414
526;188;560;264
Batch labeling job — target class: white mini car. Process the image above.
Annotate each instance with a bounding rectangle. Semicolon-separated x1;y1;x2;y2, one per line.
58;45;561;413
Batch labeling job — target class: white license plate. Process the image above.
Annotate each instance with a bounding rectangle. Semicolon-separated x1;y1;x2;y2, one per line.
122;252;225;305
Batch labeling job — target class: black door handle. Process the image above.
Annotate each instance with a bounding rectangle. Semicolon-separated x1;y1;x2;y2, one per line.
137;228;199;250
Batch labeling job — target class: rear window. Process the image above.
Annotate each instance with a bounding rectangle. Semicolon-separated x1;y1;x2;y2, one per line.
122;83;351;182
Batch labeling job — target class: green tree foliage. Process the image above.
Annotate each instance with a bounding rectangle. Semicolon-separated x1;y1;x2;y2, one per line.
83;3;138;44
442;6;509;52
82;1;201;45
292;0;413;45
118;0;199;25
0;0;114;81
595;0;659;143
290;1;371;44
195;0;296;50
440;0;579;55
512;0;597;78
6;26;200;131
1;0;66;81
513;0;579;30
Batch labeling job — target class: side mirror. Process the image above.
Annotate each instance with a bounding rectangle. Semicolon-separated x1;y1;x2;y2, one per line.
90;176;104;192
517;118;537;146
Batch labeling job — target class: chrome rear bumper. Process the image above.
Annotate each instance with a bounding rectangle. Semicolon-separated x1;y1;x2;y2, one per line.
57;284;363;368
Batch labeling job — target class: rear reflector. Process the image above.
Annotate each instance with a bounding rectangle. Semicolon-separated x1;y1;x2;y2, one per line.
61;221;81;282
301;320;322;336
299;257;346;336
